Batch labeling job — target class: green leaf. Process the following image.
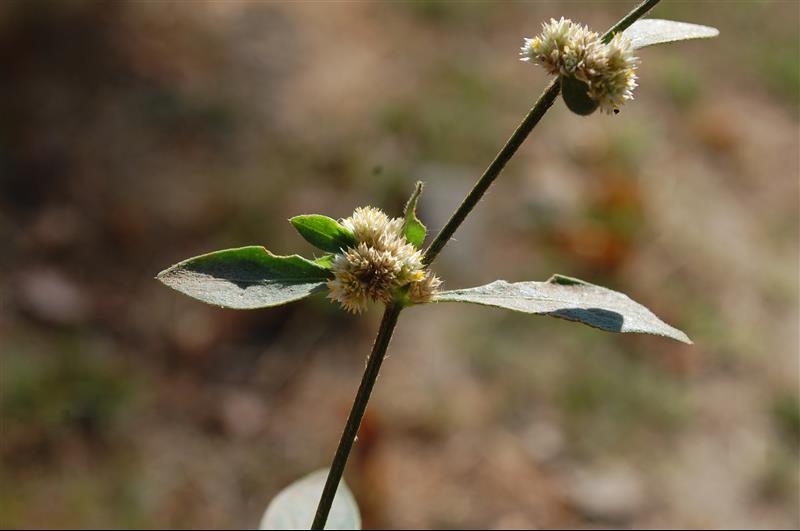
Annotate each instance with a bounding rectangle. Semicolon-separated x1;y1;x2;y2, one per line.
314;254;336;269
402;181;427;248
431;275;691;344
290;215;356;254
561;76;599;116
157;246;331;309
259;469;361;530
623;19;719;50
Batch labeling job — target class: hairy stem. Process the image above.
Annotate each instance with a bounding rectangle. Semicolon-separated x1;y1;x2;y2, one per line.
422;78;561;266
601;0;661;43
312;1;661;528
311;303;402;530
424;0;661;267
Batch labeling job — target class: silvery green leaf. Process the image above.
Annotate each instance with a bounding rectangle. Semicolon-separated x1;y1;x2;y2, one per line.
402;181;427;249
260;469;361;530
432;274;691;344
157;246;331;309
623;19;719;50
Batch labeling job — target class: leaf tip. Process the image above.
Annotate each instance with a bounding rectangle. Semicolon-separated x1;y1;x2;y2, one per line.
547;273;589;286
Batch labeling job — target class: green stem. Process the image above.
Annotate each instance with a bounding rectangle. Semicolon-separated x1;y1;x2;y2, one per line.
311;303;402;530
424;0;661;267
422;78;561;266
311;1;661;528
601;0;661;43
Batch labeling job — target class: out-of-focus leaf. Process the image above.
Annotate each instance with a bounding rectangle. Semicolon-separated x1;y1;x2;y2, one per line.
260;469;361;530
431;274;691;344
290;215;356;253
157;246;331;309
623;19;719;50
402;181;427;248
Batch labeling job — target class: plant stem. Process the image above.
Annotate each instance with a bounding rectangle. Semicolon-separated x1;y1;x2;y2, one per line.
601;0;661;43
311;1;661;528
423;0;661;267
422;78;561;266
311;302;402;530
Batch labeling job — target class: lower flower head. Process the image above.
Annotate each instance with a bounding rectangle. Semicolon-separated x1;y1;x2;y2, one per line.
328;207;438;313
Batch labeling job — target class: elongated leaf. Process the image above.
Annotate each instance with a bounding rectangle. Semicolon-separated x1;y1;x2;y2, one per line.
432;274;691;343
402;181;427;248
157;246;331;309
623;19;719;50
290;215;356;253
260;469;361;530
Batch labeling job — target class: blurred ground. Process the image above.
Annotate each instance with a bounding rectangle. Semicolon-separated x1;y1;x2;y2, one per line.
1;0;798;529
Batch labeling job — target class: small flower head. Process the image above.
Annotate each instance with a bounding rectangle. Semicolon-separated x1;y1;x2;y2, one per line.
340;207;403;250
408;271;442;304
521;19;640;114
584;33;639;113
328;206;437;313
520;18;600;77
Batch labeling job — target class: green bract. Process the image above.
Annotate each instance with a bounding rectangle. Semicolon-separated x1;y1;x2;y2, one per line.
402;181;427;249
561;76;599;116
290;215;356;254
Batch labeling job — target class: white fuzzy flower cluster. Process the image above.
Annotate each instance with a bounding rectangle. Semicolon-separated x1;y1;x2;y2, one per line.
328;207;441;313
520;18;640;113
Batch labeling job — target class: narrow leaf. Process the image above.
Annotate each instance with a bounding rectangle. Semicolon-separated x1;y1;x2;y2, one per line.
402;181;427;248
432;275;691;344
623;19;719;50
260;469;361;530
157;246;331;309
290;215;356;253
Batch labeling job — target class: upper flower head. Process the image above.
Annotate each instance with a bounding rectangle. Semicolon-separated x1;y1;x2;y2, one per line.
521;19;640;114
328;207;438;313
521;18;601;78
584;33;639;114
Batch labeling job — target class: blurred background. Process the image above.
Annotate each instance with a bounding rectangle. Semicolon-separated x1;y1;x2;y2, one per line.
1;0;798;528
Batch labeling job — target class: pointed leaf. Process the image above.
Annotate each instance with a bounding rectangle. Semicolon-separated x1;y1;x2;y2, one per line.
432;274;691;344
290;215;356;253
157;246;331;309
402;181;427;248
623;19;719;50
260;469;361;530
314;254;336;269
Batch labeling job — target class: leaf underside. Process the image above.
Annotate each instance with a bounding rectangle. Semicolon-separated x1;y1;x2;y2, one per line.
260;469;361;530
432;274;691;344
623;19;719;50
157;246;331;309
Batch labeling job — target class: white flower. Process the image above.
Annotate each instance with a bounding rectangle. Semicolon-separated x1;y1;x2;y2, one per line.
585;33;639;114
521;19;640;114
408;272;443;305
328;206;436;313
